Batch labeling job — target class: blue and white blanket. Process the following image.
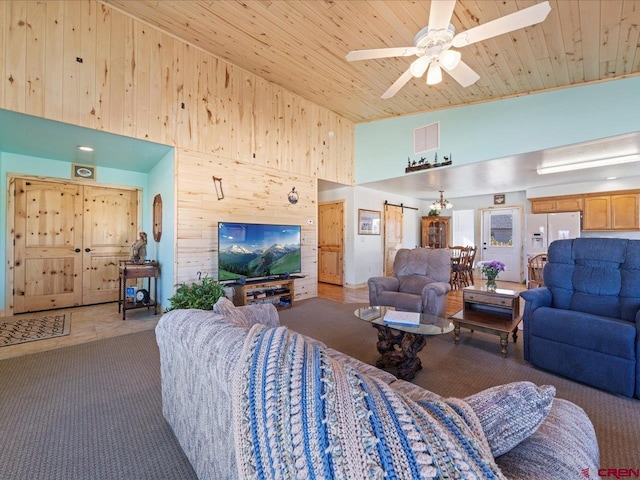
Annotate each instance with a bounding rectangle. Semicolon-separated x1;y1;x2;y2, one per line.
233;325;506;480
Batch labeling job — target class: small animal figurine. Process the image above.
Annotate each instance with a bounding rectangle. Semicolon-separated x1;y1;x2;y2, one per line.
130;232;148;264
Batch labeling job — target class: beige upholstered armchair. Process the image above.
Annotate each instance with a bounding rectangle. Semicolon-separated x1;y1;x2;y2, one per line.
368;248;451;317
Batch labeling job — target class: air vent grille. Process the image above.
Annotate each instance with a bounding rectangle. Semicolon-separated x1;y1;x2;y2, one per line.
414;122;439;154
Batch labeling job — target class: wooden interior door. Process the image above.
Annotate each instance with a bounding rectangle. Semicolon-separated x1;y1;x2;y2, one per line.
318;201;344;285
12;178;139;313
384;204;404;276
82;185;138;304
13;179;84;313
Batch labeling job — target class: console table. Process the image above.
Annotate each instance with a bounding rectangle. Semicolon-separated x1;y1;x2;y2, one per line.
449;285;521;357
118;261;159;320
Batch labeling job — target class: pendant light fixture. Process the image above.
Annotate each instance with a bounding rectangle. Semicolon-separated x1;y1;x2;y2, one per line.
429;190;453;210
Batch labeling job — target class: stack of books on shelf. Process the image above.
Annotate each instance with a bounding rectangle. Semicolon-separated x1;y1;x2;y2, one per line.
383;310;420;327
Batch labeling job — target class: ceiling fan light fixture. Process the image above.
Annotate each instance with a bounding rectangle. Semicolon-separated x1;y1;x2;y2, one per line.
426;63;442;85
439;49;461;70
345;1;551;98
451;32;469;48
410;56;430;77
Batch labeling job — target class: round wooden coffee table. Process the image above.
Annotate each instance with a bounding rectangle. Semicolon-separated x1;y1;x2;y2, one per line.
354;306;453;380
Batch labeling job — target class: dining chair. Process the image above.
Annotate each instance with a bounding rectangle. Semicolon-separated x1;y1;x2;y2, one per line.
447;245;464;288
462;246;477;286
527;253;548;289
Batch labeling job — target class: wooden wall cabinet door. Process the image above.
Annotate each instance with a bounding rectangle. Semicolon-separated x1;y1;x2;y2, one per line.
531;199;557;213
530;196;583;213
611;193;640;230
556;197;584;212
421;216;450;248
583;196;611;230
583;194;640;231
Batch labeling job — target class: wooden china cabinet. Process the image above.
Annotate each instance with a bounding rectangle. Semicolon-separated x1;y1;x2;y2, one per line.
421;216;450;248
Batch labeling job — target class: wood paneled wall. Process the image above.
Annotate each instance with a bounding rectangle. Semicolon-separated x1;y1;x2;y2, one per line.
1;0;355;297
177;149;318;300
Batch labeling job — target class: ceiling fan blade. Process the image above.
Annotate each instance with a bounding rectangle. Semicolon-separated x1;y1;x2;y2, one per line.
428;0;457;31
381;68;414;99
452;1;551;48
442;60;480;87
346;46;418;61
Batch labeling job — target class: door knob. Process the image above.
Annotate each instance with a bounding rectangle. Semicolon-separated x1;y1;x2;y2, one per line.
75;248;81;253
85;248;91;252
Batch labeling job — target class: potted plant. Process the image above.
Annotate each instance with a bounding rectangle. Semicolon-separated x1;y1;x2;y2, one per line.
165;275;226;311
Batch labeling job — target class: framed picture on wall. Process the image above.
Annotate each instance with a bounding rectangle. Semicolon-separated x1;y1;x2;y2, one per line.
72;163;96;181
358;209;381;235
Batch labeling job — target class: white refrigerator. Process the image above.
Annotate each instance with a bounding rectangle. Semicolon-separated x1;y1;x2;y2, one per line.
525;211;582;257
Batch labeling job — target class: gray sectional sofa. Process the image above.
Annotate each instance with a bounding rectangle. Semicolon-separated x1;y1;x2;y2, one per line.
156;299;600;479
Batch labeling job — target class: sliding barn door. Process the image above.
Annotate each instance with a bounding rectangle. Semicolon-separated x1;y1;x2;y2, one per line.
384;204;404;276
12;178;139;313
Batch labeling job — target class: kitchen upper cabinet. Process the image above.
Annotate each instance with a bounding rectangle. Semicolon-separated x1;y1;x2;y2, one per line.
583;196;611;230
611;193;640;230
530;196;583;213
583;193;639;231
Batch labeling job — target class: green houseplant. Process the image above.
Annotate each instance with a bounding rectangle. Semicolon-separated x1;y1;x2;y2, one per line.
165;275;226;311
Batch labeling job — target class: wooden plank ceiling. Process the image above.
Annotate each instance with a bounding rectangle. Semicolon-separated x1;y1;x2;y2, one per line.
101;0;640;123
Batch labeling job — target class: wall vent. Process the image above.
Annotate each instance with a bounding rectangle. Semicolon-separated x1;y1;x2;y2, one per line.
414;122;440;154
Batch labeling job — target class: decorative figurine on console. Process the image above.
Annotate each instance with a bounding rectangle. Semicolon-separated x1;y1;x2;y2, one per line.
130;231;148;264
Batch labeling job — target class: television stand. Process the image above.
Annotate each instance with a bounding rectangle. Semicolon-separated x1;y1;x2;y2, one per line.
233;277;294;310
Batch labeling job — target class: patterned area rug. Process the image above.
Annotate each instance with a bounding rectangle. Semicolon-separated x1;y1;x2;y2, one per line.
0;314;71;347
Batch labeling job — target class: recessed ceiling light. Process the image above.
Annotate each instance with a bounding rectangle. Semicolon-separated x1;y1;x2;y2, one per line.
606;176;617;180
78;145;94;152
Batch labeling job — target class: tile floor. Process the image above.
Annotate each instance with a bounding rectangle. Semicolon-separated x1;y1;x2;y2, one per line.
0;302;160;361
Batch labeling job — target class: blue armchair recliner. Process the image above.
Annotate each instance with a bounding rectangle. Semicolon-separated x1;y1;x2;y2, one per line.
521;238;640;397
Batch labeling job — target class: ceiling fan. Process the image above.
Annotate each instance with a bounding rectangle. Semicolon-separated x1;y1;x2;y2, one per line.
346;0;551;99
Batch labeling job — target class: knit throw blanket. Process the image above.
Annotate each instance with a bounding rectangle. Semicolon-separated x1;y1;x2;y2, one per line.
233;325;506;480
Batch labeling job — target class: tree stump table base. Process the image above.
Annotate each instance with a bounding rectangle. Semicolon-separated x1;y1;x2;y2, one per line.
372;324;427;381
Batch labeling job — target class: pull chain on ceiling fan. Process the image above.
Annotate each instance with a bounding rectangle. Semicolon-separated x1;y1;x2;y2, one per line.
346;0;551;98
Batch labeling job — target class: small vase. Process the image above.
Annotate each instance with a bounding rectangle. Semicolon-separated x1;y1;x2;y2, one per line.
486;276;497;291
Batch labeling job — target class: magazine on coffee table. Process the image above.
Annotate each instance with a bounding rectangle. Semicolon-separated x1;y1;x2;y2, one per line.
383;310;420;327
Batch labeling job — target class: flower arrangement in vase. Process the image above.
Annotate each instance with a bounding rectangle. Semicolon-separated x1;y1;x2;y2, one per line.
478;260;505;291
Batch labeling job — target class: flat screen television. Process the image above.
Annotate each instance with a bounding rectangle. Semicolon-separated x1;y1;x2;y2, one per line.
218;222;302;281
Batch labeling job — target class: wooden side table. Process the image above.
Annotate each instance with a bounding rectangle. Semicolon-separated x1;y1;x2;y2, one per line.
118;261;160;320
448;285;521;357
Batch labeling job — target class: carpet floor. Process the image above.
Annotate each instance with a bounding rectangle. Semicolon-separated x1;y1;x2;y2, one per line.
0;297;638;479
279;298;640;470
0;328;197;480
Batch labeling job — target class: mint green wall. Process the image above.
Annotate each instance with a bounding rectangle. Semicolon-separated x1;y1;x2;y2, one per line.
355;77;640;184
147;150;175;309
0;153;150;311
